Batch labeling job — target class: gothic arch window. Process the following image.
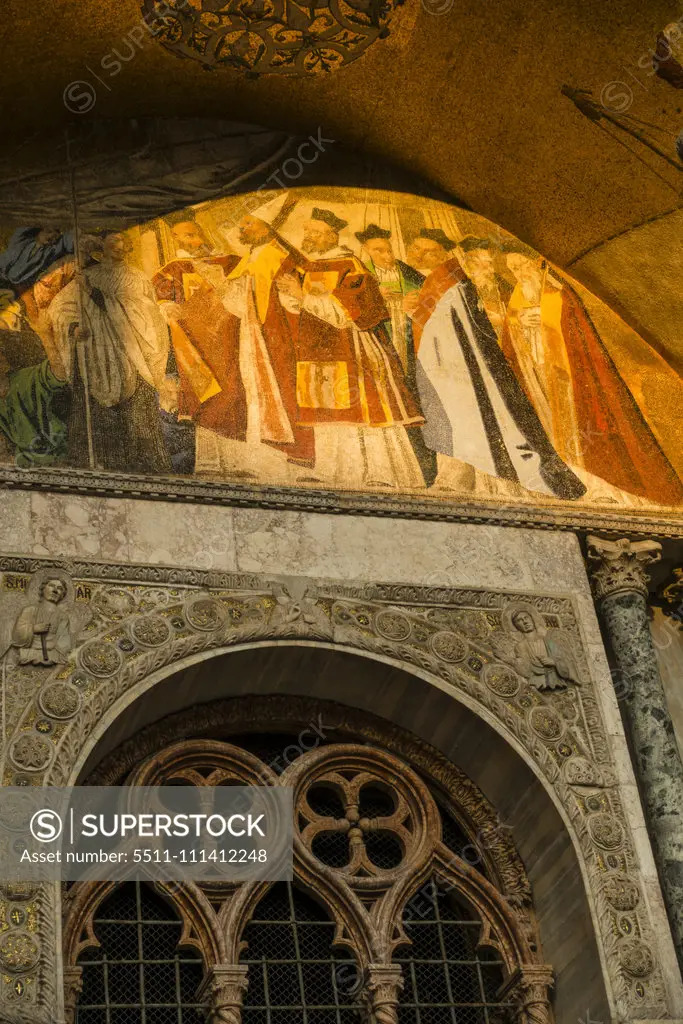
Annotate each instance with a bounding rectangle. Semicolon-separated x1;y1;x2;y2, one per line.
239;881;360;1024
396;882;510;1024
73;880;205;1024
66;705;553;1024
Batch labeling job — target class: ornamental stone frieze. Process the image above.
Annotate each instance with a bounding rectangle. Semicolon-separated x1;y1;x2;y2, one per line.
0;555;673;1021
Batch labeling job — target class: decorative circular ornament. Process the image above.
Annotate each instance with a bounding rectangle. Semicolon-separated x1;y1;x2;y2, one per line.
0;793;36;833
79;641;123;679
140;0;407;78
603;874;640;912
619;940;654;978
0;933;39;973
528;707;563;741
9;734;52;773
39;681;81;721
429;630;468;663
131;615;172;648
587;813;625;851
0;883;38;903
564;756;598;787
92;587;136;621
483;663;520;699
374;609;412;642
185;597;226;632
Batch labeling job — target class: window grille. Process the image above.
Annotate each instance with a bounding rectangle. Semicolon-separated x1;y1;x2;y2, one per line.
75;881;205;1024
240;882;362;1024
396;880;512;1024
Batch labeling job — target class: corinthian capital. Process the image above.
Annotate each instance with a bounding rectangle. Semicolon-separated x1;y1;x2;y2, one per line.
363;964;404;1024
586;535;661;601
197;964;249;1024
63;966;83;1024
497;965;554;1024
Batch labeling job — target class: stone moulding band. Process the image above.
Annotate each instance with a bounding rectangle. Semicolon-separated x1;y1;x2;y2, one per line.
1;468;682;538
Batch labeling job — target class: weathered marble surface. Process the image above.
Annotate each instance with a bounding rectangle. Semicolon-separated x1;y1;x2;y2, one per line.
652;608;683;763
600;590;683;968
0;489;682;1018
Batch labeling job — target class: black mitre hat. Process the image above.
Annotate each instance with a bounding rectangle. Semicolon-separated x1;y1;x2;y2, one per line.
458;235;494;253
415;227;456;250
310;207;348;233
355;223;391;244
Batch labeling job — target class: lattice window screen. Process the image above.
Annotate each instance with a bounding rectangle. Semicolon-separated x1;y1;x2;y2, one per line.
240;881;362;1024
75;881;205;1024
396;880;512;1024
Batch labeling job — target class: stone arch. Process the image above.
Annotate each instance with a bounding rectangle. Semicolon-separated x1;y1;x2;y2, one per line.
55;642;638;1024
0;563;674;1023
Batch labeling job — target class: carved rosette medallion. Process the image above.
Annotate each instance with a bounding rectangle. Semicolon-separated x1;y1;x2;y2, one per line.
0;933;39;973
139;0;408;78
131;615;172;648
9;734;53;773
185;597;226;632
0;884;38;903
429;630;468;663
483;663;521;698
92;587;136;621
564;756;598;787
374;609;412;642
79;641;123;678
588;813;625;851
528;707;563;741
603;874;641;913
38;681;81;721
619;939;655;978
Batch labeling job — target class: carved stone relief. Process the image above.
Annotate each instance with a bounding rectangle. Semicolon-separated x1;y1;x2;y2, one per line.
0;556;671;1021
64;736;549;1024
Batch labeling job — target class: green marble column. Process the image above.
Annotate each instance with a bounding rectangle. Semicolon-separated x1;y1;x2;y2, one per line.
587;535;683;970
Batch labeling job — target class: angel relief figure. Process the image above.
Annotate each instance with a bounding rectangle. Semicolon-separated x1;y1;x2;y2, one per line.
491;605;582;692
10;577;72;666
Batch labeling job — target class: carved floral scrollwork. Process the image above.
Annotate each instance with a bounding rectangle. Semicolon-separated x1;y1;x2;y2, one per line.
363;964;404;1024
197;964;249;1024
0;557;669;1021
586;536;662;601
497;965;554;1024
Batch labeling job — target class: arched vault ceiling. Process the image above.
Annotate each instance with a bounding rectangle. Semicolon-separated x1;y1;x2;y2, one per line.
5;0;683;271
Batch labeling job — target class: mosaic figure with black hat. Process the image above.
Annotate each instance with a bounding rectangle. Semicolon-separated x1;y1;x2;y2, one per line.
152;198;314;482
405;227;586;500
458;236;513;336
277;207;426;490
356;222;436;485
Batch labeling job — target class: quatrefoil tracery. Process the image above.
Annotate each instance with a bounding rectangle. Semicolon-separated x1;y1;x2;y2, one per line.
285;745;440;889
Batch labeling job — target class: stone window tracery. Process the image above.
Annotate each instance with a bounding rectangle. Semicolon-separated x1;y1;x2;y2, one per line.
64;720;553;1024
73;880;205;1024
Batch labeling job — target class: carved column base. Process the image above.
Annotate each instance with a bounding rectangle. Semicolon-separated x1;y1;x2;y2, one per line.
497;965;554;1024
363;963;404;1024
197;964;249;1024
